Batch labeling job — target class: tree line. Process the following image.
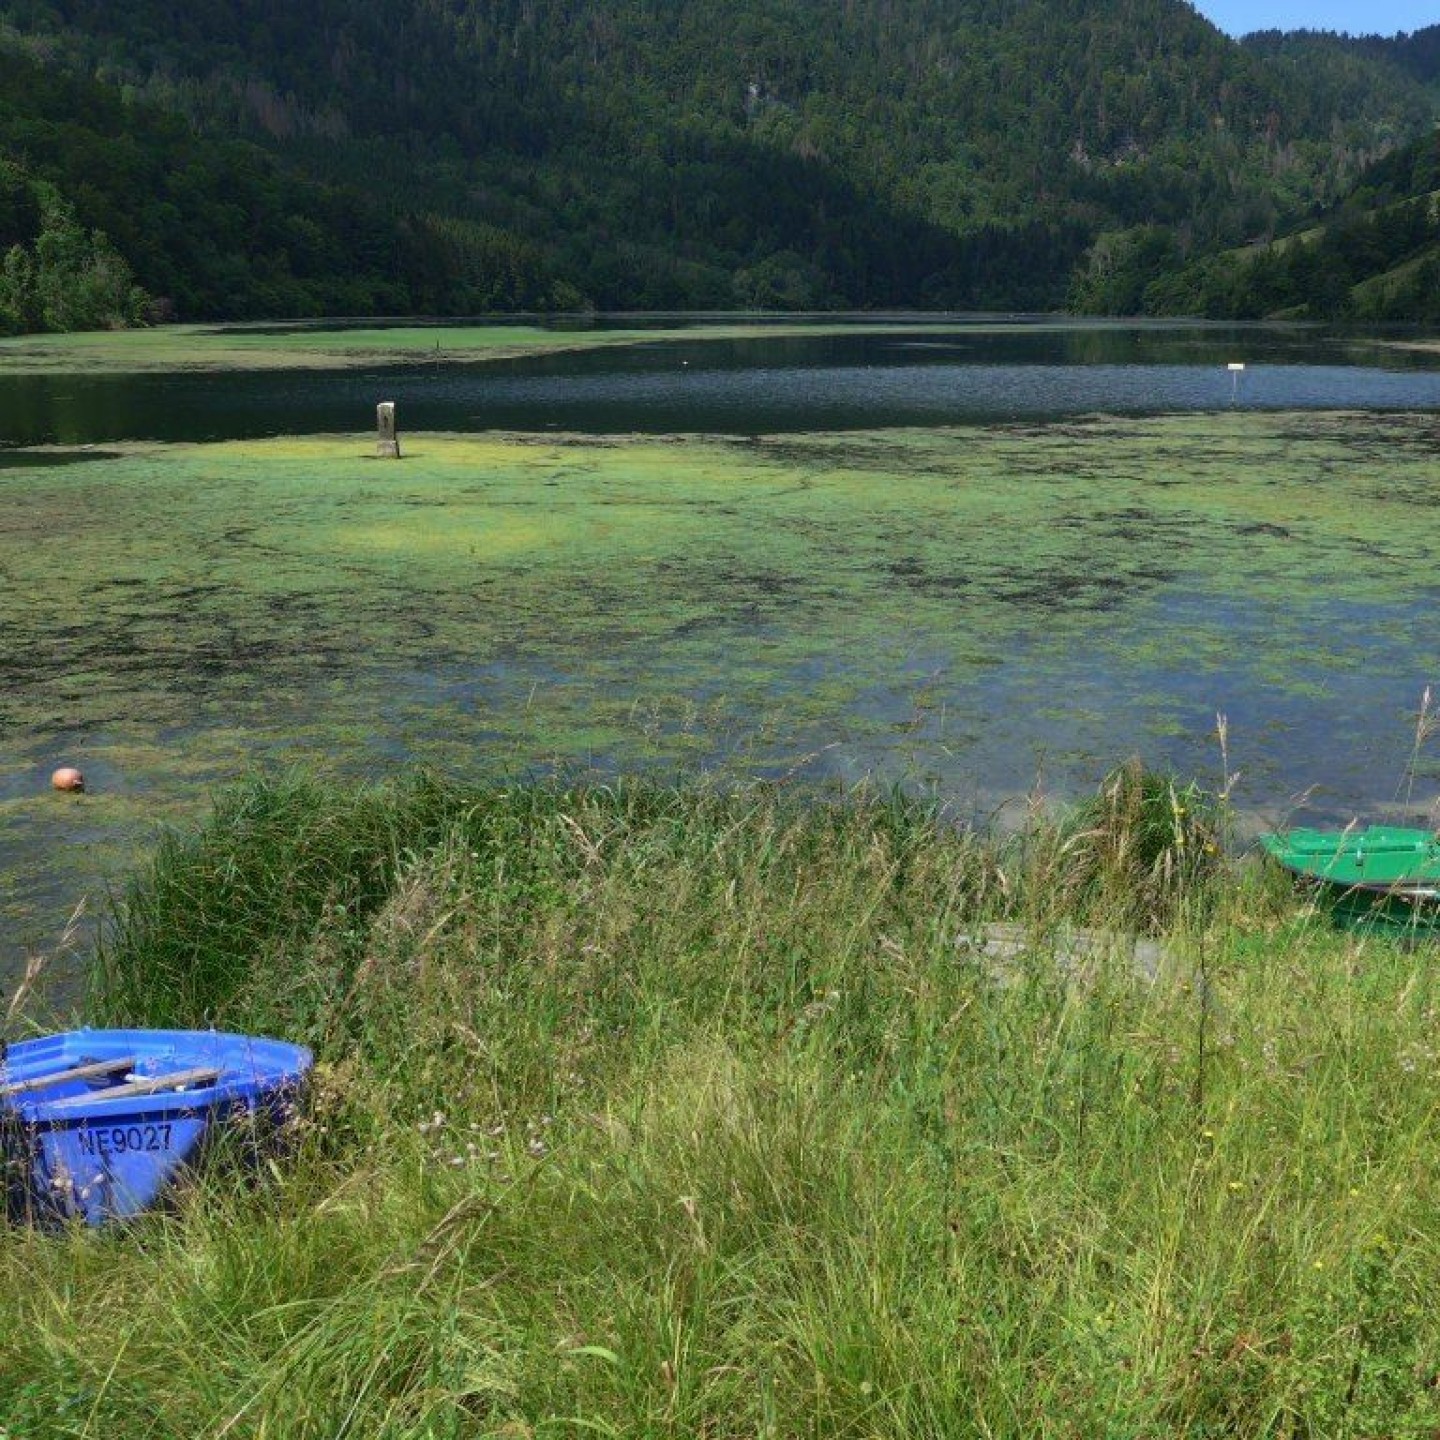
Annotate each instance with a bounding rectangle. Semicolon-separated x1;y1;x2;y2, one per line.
0;0;1435;329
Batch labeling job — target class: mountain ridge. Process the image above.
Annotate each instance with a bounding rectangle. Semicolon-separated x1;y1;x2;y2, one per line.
0;0;1435;327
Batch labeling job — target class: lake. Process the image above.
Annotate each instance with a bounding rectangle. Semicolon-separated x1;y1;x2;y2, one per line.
3;317;1440;986
4;321;1440;444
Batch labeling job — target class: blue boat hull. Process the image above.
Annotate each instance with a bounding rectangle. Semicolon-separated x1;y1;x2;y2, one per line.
1;1029;312;1225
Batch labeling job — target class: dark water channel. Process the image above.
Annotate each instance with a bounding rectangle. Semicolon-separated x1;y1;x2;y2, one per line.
4;322;1440;446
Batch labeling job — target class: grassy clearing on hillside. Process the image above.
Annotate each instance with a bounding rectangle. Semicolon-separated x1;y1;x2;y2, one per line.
4;771;1439;1438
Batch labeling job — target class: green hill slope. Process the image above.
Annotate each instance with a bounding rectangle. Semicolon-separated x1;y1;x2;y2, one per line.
1083;128;1440;321
0;0;1437;324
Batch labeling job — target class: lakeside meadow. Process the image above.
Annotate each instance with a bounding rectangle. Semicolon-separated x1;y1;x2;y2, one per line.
4;769;1440;1437
5;321;1440;1434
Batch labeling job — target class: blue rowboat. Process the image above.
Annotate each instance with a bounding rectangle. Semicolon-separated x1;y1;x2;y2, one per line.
1;1028;312;1226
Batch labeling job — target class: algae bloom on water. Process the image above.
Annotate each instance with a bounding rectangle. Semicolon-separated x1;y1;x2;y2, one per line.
3;411;1440;972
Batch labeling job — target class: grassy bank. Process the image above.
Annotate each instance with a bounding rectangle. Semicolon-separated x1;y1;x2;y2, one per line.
4;770;1439;1437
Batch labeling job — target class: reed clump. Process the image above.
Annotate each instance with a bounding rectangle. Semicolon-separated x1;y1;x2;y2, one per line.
3;767;1439;1438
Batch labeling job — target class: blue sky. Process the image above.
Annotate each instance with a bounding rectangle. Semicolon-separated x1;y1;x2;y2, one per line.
1191;0;1438;35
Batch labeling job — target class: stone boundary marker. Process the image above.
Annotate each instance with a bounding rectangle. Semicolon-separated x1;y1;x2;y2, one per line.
376;401;400;458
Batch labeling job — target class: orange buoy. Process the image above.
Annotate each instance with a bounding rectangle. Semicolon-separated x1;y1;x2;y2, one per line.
51;767;85;793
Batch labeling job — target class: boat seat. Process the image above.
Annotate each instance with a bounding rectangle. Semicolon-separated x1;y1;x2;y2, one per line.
0;1055;138;1099
44;1066;223;1111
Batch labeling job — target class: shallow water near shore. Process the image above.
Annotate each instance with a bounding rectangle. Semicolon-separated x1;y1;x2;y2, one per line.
5;400;1440;987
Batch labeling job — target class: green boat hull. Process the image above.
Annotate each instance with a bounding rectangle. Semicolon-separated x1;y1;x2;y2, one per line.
1259;826;1440;934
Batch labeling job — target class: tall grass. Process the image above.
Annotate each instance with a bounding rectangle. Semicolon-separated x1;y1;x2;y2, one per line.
3;769;1439;1437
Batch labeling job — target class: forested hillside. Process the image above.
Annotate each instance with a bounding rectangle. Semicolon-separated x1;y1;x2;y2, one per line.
1242;24;1440;94
1073;125;1440;321
0;0;1436;326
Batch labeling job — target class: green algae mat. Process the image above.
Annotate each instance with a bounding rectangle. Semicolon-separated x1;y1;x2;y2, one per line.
0;322;686;373
5;411;1440;976
0;319;973;375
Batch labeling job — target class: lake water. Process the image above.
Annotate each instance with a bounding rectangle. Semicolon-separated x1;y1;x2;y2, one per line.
5;322;1440;445
4;318;1440;987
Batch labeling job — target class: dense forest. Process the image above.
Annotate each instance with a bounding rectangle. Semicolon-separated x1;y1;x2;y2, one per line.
1072;127;1440;321
0;0;1436;327
1063;25;1440;320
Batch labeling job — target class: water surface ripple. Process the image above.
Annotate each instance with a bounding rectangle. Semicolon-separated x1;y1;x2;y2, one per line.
2;325;1438;445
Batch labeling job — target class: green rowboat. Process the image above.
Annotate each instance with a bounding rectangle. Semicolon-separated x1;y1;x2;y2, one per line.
1259;825;1440;932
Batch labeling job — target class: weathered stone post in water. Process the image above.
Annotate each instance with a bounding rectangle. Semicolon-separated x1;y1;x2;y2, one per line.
376;401;400;458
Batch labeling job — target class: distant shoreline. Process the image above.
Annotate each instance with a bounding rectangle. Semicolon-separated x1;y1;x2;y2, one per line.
0;314;1249;377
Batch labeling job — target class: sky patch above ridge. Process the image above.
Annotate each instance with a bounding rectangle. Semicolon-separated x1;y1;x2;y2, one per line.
1192;0;1437;35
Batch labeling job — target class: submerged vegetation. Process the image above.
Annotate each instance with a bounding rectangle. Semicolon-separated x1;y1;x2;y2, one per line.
4;768;1440;1436
0;318;946;373
5;409;1440;973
